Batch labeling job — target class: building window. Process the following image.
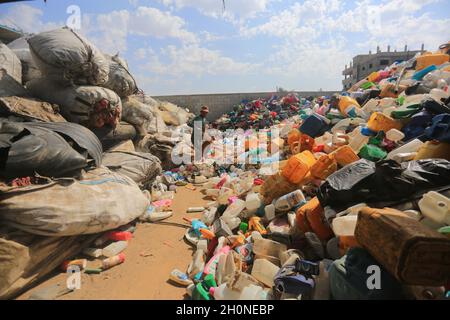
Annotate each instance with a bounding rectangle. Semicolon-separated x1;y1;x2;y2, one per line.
369;63;373;69
380;59;389;66
362;66;366;71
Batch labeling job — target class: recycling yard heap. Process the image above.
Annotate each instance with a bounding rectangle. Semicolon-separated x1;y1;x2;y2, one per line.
165;41;450;300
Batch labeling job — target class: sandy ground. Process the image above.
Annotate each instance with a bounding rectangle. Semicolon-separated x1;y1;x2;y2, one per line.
17;186;208;300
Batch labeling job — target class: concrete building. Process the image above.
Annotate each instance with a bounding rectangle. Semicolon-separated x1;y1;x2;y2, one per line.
342;45;425;90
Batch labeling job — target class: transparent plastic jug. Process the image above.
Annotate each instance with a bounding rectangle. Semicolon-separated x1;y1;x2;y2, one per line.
251;259;280;287
332;215;358;236
347;127;369;153
246;193;262;212
222;199;245;220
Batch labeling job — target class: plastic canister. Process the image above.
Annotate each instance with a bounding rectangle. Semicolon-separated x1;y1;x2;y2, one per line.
310;154;337;180
251;259;280;287
274;190;306;212
240;284;268;300
246;193;262;212
416;53;449;71
386;139;424;160
347;126;369;153
253;238;287;266
102;241;128;258
222;199;245;221
418;191;450;225
386;128;405;142
338;96;361;117
332;145;359;166
282;150;317;184
367;112;402;132
212;283;240;300
264;204;276;221
332;215;358;237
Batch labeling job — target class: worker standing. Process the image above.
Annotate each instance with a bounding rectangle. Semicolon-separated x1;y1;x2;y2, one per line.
189;106;211;163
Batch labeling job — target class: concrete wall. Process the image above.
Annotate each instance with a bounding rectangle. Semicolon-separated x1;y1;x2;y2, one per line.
154;91;338;121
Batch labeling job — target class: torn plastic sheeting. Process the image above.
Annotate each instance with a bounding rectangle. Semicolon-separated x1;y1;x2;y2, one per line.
317;158;450;210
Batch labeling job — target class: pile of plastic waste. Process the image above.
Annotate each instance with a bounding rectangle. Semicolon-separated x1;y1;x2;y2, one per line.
167;42;450;300
213;93;323;131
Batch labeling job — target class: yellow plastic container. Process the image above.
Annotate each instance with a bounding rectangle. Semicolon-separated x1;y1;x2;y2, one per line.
338;96;361;116
282;150;317;184
332;145;360;166
414;141;450;161
416;53;450;71
380;83;406;98
287;129;301;148
367;112;402;132
310;154;337;180
367;71;379;83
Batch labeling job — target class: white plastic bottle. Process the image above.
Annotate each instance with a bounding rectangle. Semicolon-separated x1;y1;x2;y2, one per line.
102;241;128;258
245;193;262;213
213;283;241;300
274;190;305;212
386;129;405;142
332;215;358;237
222;199;245;220
387;139;424;161
264;204;276;221
240;284;268;300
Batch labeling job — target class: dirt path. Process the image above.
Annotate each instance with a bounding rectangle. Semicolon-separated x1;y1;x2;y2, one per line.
17;186;207;300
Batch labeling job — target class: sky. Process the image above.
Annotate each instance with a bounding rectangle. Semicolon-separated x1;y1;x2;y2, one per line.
0;0;449;95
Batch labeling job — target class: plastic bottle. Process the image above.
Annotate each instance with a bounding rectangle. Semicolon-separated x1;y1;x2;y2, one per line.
358;144;387;161
386;128;405;142
264;204;276;221
102;253;125;269
202;207;217;225
222;199;245;221
212;283;241;300
83;248;103;258
418;191;450;225
245;193;262;213
386;139;424;160
274;190;306;212
251;259;280;287
367;112;402;133
332;145;359;167
217;187;234;205
107;231;132;242
240;284;268;300
347;126;369;153
102;241;128;258
332;215;358;236
203;246;231;277
338;96;361;117
187;243;206;277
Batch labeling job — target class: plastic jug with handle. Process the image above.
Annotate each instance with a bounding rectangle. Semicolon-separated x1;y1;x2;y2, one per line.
282;150;316;184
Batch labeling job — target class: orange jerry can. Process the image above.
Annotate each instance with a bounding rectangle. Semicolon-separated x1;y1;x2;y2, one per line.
416;53;449;71
282;150;317;184
332;145;359;167
310;154;337;180
367;112;402;133
287;128;301;148
380;83;406;98
296;197;334;241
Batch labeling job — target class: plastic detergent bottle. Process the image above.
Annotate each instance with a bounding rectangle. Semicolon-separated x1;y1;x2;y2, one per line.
203;246;231;277
274;190;306;212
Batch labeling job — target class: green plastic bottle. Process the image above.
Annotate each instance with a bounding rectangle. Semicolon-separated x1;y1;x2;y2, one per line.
358;144;387;162
192;282;211;300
